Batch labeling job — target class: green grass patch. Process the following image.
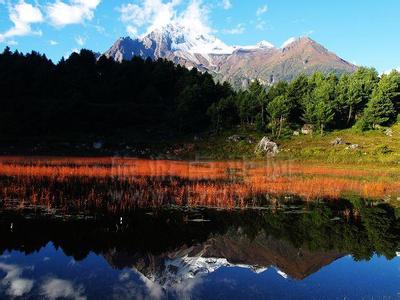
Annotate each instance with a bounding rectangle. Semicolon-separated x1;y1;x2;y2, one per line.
193;123;400;165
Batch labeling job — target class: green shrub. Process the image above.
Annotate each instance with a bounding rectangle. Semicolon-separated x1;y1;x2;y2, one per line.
353;117;370;132
375;145;393;155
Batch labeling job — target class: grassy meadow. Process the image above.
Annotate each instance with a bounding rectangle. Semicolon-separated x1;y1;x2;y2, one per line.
193;123;400;166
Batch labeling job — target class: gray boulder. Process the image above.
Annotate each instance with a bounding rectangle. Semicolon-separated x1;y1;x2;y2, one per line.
330;137;345;146
301;124;314;135
227;135;243;142
385;128;393;137
346;144;359;150
255;137;279;155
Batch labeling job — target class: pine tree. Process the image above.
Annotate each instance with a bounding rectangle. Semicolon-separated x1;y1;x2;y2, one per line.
286;74;310;124
302;75;335;135
268;95;290;137
363;88;395;128
314;99;334;135
346;67;379;124
379;71;400;113
248;80;268;127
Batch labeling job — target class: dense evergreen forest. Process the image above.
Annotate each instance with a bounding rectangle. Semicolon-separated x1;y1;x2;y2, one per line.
0;47;232;138
1;47;399;141
209;66;400;136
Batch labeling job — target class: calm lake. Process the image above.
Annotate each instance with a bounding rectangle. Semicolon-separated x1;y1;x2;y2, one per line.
0;157;399;299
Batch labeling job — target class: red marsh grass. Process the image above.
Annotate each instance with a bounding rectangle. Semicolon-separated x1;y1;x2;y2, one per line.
0;156;398;212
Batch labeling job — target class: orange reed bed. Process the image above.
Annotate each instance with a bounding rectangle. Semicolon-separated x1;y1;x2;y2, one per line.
0;157;399;212
247;163;395;179
246;176;400;200
0;157;395;180
0;157;252;180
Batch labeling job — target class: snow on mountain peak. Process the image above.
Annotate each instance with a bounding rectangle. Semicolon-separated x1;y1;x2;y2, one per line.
142;23;234;55
233;40;275;51
130;23;278;56
135;255;269;291
281;37;297;48
257;40;275;48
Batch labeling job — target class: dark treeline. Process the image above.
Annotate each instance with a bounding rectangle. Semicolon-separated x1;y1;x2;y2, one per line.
0;47;232;138
1;47;400;141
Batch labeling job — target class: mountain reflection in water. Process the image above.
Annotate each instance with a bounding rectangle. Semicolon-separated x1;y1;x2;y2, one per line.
0;157;400;299
1;199;400;299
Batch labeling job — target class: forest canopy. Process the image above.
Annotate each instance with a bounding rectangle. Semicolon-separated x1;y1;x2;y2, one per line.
0;47;232;138
209;68;400;136
1;47;399;141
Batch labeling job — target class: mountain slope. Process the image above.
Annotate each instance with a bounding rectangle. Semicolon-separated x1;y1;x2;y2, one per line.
104;229;344;293
211;36;357;86
104;24;357;87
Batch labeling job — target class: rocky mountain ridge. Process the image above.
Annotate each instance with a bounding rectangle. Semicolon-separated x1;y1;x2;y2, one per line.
104;24;357;87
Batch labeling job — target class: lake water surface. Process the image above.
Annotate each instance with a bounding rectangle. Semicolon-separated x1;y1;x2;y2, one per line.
0;157;399;299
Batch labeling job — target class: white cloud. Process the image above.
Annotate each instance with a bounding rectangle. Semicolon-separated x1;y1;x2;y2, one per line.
178;0;211;36
281;37;296;48
119;0;181;35
142;277;164;299
91;24;105;34
0;263;34;297
6;40;18;46
256;4;268;16
223;23;245;35
304;29;314;36
0;1;44;43
255;20;266;30
126;25;137;36
40;278;86;300
8;279;34;297
49;40;58;45
75;35;85;46
46;0;101;27
118;271;131;282
119;0;211;37
221;0;232;10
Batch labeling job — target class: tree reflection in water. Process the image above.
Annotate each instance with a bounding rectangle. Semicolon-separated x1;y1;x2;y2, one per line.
1;198;399;277
0;157;400;298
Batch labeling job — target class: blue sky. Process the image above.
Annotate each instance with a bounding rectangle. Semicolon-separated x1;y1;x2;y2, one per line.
0;0;399;73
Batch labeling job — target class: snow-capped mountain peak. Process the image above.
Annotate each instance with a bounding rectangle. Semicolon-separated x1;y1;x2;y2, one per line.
141;23;234;55
281;37;297;48
257;40;275;49
233;40;275;51
133;255;269;292
104;23;357;87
